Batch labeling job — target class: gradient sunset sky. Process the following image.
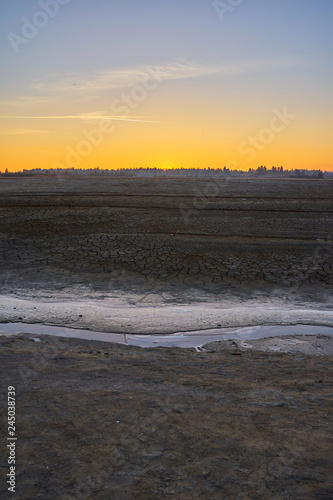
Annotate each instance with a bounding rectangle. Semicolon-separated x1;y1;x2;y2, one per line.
1;0;332;172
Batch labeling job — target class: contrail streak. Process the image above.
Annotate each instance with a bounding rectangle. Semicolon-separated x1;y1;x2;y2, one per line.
0;115;160;123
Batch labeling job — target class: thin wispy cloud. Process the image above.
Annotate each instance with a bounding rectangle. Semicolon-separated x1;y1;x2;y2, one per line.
31;62;227;93
0;114;159;123
30;58;314;94
0;96;56;107
0;128;55;135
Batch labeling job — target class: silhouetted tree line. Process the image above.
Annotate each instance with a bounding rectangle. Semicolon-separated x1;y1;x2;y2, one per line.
0;166;330;179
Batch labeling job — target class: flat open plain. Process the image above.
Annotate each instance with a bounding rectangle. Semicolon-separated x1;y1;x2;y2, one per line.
0;176;332;303
0;176;333;499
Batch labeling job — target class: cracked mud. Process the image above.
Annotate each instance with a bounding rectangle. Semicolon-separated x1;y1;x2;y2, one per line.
0;177;332;302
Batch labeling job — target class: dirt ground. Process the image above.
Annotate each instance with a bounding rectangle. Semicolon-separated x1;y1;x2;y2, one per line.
0;176;333;499
0;177;332;303
0;334;333;500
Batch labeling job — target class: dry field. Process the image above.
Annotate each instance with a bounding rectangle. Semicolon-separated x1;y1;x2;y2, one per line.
0;176;332;303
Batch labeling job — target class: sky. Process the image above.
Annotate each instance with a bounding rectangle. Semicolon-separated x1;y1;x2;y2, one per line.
0;0;332;172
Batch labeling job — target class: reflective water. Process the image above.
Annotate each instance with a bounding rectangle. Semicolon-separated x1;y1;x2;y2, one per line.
0;322;333;348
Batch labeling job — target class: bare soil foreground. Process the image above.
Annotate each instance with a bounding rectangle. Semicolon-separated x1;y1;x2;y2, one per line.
0;177;333;499
1;334;333;500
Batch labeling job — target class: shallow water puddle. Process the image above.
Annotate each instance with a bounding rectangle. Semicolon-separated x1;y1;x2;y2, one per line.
0;323;333;348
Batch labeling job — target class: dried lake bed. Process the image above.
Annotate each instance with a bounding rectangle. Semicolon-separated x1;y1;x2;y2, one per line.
0;176;332;499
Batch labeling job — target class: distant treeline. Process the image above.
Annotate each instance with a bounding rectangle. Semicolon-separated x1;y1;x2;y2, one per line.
1;166;331;178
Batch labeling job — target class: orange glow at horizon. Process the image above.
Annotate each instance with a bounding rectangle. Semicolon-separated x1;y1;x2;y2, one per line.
1;95;332;173
1;98;332;173
1;2;332;175
1;134;332;173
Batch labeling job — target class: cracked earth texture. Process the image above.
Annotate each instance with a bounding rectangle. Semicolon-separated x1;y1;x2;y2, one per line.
0;177;332;303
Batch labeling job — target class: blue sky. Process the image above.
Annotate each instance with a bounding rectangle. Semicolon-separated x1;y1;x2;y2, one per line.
1;0;332;170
